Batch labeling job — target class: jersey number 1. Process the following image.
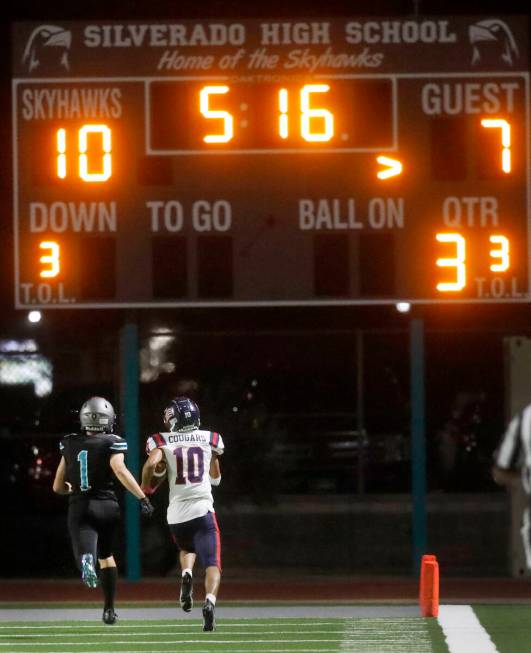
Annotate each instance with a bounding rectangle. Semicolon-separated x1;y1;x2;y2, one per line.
173;446;204;484
77;450;91;491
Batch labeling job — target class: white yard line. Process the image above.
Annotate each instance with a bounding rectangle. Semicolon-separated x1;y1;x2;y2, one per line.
0;639;349;645
0;623;336;629
438;606;499;653
0;630;346;638
339;619;432;653
5;647;340;653
0;619;426;630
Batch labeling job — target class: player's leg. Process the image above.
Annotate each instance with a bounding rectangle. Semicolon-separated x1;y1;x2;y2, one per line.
193;512;222;632
201;564;221;631
98;557;118;624
520;507;531;569
180;550;197;575
169;523;196;612
67;500;99;588
91;499;121;624
179;550;197;612
205;565;221;598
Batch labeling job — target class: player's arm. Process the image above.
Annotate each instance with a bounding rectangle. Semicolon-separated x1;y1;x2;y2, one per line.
209;452;221;486
492;414;522;487
492;465;521;486
109;453;148;499
141;448;165;493
52;457;72;495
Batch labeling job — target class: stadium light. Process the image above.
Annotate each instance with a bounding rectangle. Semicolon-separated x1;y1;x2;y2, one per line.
27;310;42;324
395;302;411;313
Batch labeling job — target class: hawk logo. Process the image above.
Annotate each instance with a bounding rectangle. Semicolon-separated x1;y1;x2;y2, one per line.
468;19;519;67
22;25;72;72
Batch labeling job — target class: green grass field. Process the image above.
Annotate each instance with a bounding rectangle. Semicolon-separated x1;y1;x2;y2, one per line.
0;618;445;653
475;605;531;653
0;607;530;653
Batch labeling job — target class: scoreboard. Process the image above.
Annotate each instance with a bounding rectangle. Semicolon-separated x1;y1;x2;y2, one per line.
11;17;530;308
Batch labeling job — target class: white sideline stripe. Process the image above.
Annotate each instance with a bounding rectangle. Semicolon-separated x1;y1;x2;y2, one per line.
438;606;499;653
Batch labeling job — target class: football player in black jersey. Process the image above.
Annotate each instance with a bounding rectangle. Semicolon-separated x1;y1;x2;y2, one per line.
52;396;154;624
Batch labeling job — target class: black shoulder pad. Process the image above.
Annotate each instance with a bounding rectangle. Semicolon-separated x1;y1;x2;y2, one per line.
107;433;125;442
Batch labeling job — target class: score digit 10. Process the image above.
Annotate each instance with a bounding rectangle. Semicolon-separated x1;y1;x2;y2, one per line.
56;124;112;181
435;233;510;292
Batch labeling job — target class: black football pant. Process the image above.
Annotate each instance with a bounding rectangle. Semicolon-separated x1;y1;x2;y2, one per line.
67;497;120;569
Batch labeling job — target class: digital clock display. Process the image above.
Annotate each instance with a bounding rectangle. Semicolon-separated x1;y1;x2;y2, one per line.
148;79;393;152
12;16;530;308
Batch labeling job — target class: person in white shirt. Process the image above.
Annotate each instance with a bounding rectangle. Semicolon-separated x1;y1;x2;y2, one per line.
493;404;531;567
141;397;224;632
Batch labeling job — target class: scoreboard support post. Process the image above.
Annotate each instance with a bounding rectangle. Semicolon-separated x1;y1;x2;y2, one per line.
410;317;427;574
120;319;142;581
356;330;366;495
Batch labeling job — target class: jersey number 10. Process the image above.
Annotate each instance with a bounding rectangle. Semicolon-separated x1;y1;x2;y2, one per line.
173;446;205;484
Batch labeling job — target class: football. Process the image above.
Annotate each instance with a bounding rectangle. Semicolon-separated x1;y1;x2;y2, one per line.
153;460;167;478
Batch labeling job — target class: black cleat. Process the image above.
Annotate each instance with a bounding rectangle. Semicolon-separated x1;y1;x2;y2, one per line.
202;599;216;632
180;572;193;613
102;608;117;625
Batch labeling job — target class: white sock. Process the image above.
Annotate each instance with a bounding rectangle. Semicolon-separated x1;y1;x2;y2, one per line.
205;593;216;605
182;568;193;577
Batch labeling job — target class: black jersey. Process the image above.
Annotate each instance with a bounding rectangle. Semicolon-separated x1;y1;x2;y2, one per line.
59;432;128;500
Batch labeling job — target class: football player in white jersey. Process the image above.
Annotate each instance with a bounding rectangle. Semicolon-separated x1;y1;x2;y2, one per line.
141;397;224;632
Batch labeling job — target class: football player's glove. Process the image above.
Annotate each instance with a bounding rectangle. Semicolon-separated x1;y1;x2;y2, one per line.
80;396;116;433
139;496;154;517
164;397;200;432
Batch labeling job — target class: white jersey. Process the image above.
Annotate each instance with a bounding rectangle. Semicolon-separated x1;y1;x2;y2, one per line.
495;405;531;493
146;428;224;524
